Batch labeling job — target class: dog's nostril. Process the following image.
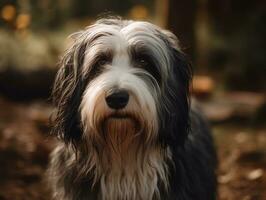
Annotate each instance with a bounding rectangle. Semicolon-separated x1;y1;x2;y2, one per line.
105;90;129;109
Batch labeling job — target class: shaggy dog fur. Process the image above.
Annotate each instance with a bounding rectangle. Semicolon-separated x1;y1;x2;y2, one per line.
47;17;217;200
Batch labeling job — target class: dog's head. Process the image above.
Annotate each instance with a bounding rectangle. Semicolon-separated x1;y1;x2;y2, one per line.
52;18;192;151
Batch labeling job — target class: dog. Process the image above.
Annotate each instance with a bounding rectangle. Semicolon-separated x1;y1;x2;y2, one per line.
47;17;217;200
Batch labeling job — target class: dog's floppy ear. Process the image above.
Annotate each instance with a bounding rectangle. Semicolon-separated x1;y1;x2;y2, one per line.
160;30;192;147
51;32;87;145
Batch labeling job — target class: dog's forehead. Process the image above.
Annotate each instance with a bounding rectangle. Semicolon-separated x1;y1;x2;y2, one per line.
96;22;168;55
81;20;172;78
121;21;161;36
85;21;166;51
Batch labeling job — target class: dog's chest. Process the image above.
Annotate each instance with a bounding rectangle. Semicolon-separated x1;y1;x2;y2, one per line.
85;147;171;200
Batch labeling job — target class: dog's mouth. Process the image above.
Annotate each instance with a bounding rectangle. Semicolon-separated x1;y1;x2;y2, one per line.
108;113;132;119
103;112;142;133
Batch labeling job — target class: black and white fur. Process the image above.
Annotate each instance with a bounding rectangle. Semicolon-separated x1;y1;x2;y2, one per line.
47;17;217;200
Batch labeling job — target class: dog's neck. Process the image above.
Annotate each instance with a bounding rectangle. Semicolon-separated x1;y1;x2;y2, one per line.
82;118;171;200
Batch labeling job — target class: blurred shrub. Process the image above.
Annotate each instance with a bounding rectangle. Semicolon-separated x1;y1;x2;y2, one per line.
0;30;56;71
0;29;69;99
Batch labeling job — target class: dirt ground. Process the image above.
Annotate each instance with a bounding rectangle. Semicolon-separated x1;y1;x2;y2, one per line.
0;97;265;200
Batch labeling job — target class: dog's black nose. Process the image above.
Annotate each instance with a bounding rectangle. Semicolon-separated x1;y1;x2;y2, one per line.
105;90;129;109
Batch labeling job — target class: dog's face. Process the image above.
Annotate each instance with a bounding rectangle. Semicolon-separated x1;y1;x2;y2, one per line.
52;18;192;151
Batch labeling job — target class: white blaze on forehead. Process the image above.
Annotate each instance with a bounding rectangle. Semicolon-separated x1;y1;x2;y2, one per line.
111;33;130;69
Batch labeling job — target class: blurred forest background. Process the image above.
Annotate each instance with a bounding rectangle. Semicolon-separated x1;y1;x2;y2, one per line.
0;0;265;199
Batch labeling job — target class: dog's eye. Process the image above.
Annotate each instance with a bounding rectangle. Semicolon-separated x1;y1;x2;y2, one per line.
135;56;161;83
95;53;112;67
136;57;153;70
97;58;108;66
137;58;149;67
